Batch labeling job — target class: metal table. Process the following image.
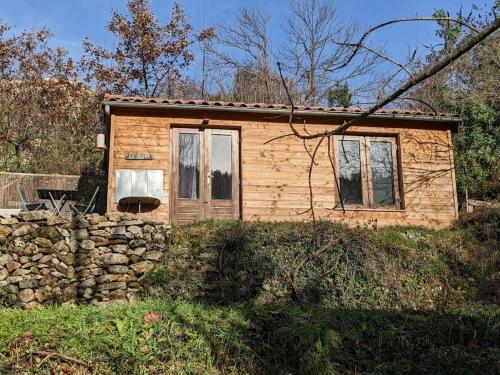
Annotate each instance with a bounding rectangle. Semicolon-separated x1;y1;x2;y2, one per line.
37;189;79;215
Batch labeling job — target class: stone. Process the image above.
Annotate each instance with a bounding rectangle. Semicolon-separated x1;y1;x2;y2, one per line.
129;239;147;248
130;261;154;274
19;288;35;303
56;227;71;238
11;224;33;237
127;226;142;237
101;253;129;265
24;301;41;309
31;253;43;262
120;219;144;226
46;215;69;226
38;226;61;241
97;221;118;228
0;254;13;266
0;217;18;225
87;214;108;224
63;254;75;265
53;240;70;253
96;274;123;283
75;229;89;240
127;247;146;257
143;224;155;234
66;266;76;279
0;267;8;281
110;226;126;236
111;244;128;253
80;240;96;250
6;261;21;272
80;278;96;288
108;265;129;274
35;289;50;303
19;210;51;221
90;230;110;238
0;225;12;238
95;281;126;292
33;237;53;247
69;240;79;253
19;280;38;289
39;255;52;264
17;243;38;256
108;289;127;300
145;251;162;261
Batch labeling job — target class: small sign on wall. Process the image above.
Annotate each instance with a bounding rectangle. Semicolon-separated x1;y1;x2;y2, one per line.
125;154;153;160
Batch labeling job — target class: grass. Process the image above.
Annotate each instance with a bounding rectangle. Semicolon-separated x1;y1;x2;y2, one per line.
0;300;498;374
1;209;498;373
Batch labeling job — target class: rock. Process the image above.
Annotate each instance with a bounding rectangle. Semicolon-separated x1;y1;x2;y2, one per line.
130;261;154;274
24;301;41;309
120;219;144;226
127;226;142;237
128;247;146;257
66;266;76;279
80;278;96;288
38;226;61;241
11;224;33;237
69;240;79;253
0;225;12;238
110;226;126;236
0;267;8;281
97;221;118;228
75;229;89;240
101;253;129;265
19;280;38;289
17;243;38;256
19;288;35;303
87;214;108;224
108;289;127;300
0;217;18;225
53;240;70;253
6;261;21;272
95;281;126;292
80;240;95;250
129;239;147;248
145;251;162;261
33;237;53;247
90;230;110;238
46;215;69;226
143;224;155;234
19;210;51;221
108;265;129;274
111;244;128;253
0;254;13;266
39;255;52;264
96;274;123;283
56;227;71;238
63;254;75;265
35;289;50;303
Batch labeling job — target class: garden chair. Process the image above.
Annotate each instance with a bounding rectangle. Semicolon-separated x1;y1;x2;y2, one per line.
70;186;100;216
17;186;47;211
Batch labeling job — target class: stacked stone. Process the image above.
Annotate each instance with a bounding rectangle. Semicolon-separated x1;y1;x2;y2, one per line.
0;211;169;308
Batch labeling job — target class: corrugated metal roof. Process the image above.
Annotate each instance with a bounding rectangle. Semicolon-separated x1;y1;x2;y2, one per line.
103;93;461;122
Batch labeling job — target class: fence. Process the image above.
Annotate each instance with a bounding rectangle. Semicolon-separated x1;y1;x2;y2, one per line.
0;172;106;214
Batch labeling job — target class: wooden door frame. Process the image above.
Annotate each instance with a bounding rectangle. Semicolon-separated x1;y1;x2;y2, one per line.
170;126;240;223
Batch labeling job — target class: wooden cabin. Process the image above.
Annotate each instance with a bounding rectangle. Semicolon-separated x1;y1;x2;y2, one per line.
102;94;461;228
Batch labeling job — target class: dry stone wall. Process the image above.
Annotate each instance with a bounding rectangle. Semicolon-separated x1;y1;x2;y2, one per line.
0;211;170;308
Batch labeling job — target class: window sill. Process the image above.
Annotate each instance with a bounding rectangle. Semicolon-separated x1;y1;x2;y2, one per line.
334;207;406;213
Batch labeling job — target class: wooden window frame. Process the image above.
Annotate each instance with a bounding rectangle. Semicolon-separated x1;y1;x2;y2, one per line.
333;135;402;210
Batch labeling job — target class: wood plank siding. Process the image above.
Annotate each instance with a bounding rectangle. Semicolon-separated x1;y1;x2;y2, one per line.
106;107;459;228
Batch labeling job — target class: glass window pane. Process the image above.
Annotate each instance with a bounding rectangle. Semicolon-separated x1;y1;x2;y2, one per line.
211;134;232;199
370;141;394;205
338;140;363;204
179;133;200;199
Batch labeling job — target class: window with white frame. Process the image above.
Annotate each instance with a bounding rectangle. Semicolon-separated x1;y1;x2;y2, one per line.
334;135;401;209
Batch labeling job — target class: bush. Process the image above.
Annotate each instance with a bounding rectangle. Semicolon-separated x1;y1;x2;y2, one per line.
144;219;499;310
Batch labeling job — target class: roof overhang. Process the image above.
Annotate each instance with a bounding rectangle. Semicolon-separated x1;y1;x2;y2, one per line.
102;100;462;130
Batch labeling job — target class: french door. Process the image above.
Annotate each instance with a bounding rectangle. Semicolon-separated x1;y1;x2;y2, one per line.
171;128;240;224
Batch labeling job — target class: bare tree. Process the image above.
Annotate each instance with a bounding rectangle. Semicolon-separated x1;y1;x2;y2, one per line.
273;11;500;219
207;7;294;103
281;0;375;105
